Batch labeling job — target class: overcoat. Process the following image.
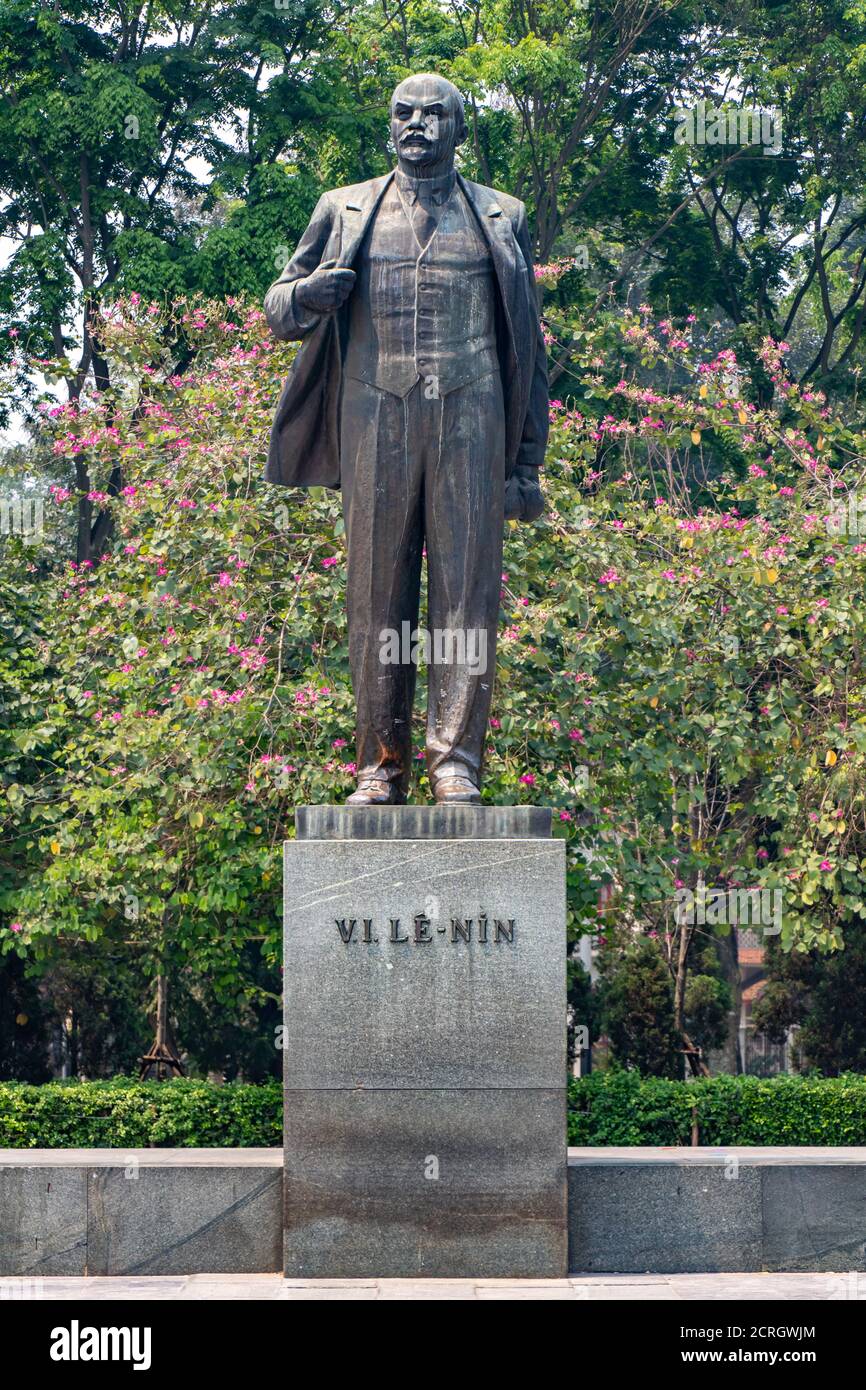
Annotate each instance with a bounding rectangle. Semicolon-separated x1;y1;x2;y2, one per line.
263;170;549;488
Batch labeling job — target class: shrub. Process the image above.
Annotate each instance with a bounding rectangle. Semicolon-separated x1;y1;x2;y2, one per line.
0;1078;282;1148
568;1071;866;1145
3;1073;864;1148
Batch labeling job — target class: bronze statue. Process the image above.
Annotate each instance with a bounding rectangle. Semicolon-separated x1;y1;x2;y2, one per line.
264;74;548;805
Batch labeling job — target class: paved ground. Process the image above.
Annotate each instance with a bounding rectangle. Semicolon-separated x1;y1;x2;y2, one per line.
4;1273;863;1300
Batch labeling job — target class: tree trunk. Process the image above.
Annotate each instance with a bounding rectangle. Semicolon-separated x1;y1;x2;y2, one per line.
716;926;743;1074
139;973;184;1080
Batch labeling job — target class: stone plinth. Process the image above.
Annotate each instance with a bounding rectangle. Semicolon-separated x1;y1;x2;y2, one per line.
283;806;567;1277
6;1148;866;1275
0;1151;281;1276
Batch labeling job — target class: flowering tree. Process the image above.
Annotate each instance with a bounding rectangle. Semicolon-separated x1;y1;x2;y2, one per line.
539;287;866;1068
1;285;865;1073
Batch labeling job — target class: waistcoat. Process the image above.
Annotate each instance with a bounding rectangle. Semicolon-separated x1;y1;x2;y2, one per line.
343;179;499;397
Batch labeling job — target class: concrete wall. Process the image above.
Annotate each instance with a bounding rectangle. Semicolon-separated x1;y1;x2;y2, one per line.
0;1150;281;1276
3;1146;866;1275
567;1147;866;1273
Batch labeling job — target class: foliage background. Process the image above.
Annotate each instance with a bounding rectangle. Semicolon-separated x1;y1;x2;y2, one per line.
2;0;866;1081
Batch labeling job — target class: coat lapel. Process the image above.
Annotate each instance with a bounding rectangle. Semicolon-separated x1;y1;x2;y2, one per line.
459;174;519;351
338;172;395;266
459;174;534;472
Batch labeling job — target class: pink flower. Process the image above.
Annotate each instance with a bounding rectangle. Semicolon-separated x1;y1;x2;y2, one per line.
321;556;339;568
10;922;22;933
519;773;536;786
819;860;833;871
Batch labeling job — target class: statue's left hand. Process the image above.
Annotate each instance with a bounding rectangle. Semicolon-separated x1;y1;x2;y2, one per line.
504;465;545;524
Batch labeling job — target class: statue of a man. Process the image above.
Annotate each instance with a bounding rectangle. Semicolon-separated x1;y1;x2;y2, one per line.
264;73;548;805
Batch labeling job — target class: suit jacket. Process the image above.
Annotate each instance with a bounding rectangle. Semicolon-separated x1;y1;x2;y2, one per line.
263;170;548;489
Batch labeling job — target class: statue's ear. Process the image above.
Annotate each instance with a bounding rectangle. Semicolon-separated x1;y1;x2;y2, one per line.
454;116;468;148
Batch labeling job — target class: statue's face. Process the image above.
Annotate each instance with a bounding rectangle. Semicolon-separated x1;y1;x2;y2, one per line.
390;75;463;170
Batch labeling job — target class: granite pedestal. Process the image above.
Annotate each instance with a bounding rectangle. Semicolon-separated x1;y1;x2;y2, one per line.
283;806;567;1277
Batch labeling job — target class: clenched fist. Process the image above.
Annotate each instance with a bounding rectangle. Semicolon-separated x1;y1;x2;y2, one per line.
295;259;357;315
504;464;545;523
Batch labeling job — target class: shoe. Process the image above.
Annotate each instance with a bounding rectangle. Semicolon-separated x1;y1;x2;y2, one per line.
346;779;406;806
432;775;481;805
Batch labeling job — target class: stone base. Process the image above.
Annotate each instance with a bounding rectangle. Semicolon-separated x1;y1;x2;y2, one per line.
284;1089;566;1278
0;1151;281;1276
5;1148;866;1275
567;1147;866;1274
283;806;567;1278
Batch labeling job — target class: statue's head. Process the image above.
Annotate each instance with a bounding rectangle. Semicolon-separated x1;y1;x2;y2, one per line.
390;73;467;173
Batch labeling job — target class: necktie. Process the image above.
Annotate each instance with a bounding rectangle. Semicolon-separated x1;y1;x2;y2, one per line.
409;194;439;249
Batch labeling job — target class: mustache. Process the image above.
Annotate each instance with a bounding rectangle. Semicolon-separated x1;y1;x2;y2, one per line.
400;131;432;143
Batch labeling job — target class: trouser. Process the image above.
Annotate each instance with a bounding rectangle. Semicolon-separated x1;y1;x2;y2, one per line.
339;371;506;795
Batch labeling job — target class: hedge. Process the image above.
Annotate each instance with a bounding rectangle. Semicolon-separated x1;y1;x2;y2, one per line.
0;1078;282;1148
568;1071;866;1146
2;1073;866;1148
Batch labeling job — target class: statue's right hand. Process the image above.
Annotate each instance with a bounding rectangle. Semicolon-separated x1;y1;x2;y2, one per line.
295;260;356;315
